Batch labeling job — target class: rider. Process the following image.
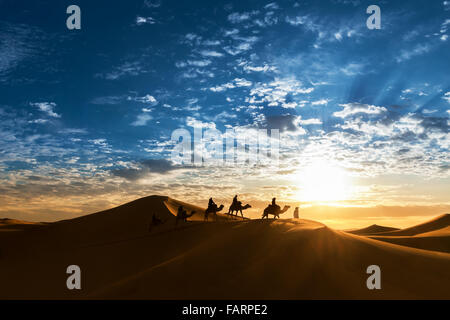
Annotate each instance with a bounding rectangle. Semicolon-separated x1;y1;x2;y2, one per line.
271;197;280;211
208;197;217;211
177;205;185;218
232;195;238;206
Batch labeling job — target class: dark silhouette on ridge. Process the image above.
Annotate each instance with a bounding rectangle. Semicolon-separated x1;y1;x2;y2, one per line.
204;198;224;221
228;201;251;218
262;198;290;219
175;205;195;225
149;213;164;231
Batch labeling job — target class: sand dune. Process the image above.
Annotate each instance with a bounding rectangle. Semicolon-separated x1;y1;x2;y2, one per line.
347;224;400;236
347;214;450;253
369;234;450;254
0;196;449;299
415;226;450;237
375;214;450;236
358;214;450;253
0;218;45;232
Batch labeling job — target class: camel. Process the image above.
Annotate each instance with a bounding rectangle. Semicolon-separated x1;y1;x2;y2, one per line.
176;209;196;225
204;204;224;221
262;205;290;219
227;202;251;218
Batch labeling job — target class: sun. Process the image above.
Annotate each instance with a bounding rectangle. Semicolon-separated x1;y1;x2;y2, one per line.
295;161;352;203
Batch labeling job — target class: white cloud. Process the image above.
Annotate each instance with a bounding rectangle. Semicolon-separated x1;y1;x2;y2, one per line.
311;99;329;106
285;16;308;26
199;50;224;57
129;94;158;106
234;78;252;87
264;2;279;10
136;16;156;25
443;92;450;103
186;116;216;129
297;118;322;125
144;0;161;8
224;29;239;37
243;64;277;73
131;113;153;126
28;119;49;124
281;102;297;108
210;83;235;92
228;12;251;23
333;103;387;118
31;102;61;118
246;78;314;107
210;78;252;92
98;61;144;80
177;59;212;67
340;63;364;76
396;44;430;63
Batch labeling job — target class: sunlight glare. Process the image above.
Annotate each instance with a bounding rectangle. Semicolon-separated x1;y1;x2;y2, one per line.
296;161;352;203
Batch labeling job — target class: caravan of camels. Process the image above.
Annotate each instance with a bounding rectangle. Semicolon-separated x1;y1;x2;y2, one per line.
192;195;292;222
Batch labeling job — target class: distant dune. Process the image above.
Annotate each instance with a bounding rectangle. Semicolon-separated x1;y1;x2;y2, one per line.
347;224;400;236
0;196;449;299
373;214;450;236
361;214;450;253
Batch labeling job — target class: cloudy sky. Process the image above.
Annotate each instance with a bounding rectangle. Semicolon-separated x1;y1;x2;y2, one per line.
0;0;449;228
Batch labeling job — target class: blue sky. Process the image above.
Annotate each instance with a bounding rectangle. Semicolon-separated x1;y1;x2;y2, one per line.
0;0;449;225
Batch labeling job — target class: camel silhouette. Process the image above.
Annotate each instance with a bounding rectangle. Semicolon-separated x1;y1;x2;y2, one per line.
176;207;196;225
262;205;290;219
204;204;224;221
149;213;164;231
227;202;251;218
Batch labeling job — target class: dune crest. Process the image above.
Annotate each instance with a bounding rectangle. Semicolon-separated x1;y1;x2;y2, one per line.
351;214;450;253
347;224;400;235
0;196;449;299
375;214;450;236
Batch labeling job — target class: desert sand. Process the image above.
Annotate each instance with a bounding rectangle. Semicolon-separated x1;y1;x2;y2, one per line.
0;195;449;299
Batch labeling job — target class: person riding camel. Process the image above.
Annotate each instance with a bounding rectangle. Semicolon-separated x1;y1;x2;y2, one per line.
270;197;281;211
232;195;241;207
208;197;218;211
177;205;185;219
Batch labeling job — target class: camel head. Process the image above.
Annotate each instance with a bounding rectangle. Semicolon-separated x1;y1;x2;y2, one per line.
187;210;196;217
242;204;252;210
217;204;224;211
280;205;290;214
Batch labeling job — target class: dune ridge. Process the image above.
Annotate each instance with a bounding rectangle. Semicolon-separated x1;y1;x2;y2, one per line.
374;214;450;236
0;196;449;299
347;224;400;235
350;214;450;253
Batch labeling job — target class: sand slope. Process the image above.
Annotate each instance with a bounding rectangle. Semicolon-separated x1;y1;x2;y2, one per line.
0;196;449;299
347;224;400;236
360;214;450;253
375;214;450;236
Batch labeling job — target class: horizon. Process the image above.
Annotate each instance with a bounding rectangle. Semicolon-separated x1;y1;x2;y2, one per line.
3;192;449;230
0;0;449;228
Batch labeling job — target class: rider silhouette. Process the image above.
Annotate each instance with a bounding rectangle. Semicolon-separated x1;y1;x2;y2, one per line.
232;194;242;207
271;197;280;211
177;205;185;218
208;197;217;211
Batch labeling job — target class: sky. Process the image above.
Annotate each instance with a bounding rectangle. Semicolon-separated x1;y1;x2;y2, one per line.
0;0;449;228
